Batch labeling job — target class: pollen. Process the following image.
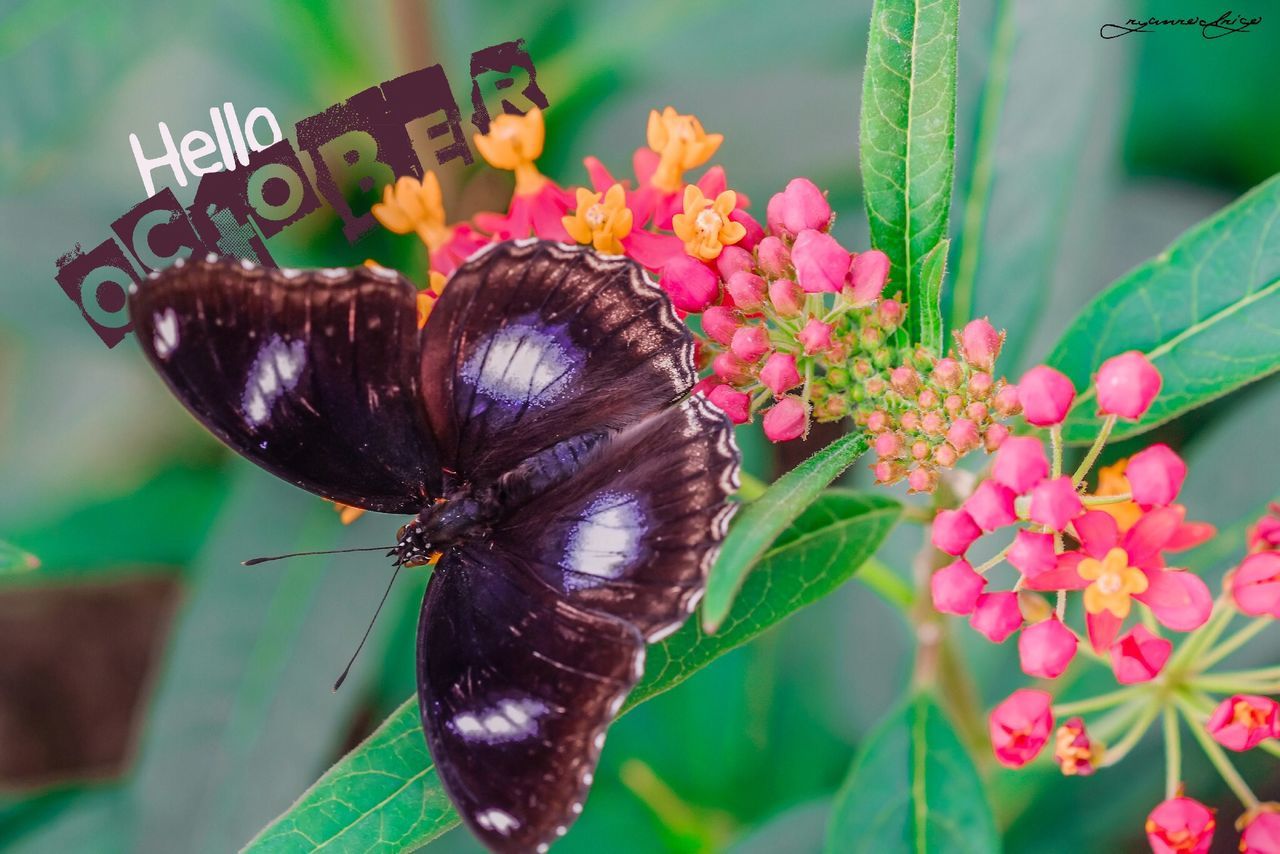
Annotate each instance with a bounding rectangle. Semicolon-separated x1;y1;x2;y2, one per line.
562;184;633;255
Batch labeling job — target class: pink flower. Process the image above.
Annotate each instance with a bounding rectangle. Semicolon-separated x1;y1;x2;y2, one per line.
1053;717;1100;776
712;352;752;385
1025;508;1213;651
960;318;1002;371
931;559;986;615
768;278;804;316
946;418;981;454
847;250;890;302
791;230;850;293
932;358;963;390
706;384;750;424
730;209;763;251
878;299;904;328
984;423;1009;451
662;255;720;312
993;384;1021;417
715;245;753;280
991;436;1049;494
1206;695;1280;752
1146;797;1215;854
965;481;1017;531
1029;477;1084;531
799;318;833;355
1097;351;1162;420
725;271;767;310
874;431;903;458
700;306;741;345
1228;552;1280;617
989;689;1053;768
1018;366;1076;427
908;467;938;494
1109;624;1172;684
760;352;801;394
1248;503;1280;552
970;591;1023;643
932;509;981;556
730;326;770;362
1240;808;1280;854
766;177;831;236
1008;530;1057;578
756;236;790;277
1018;617;1077;679
763;396;808;442
1125;444;1186;508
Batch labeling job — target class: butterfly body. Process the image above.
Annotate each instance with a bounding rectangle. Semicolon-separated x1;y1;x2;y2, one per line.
128;239;739;853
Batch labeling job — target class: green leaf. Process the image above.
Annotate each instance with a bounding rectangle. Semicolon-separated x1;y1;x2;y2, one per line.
824;693;998;854
0;539;39;574
247;490;902;853
916;239;949;354
1049;174;1280;444
860;0;958;348
702;432;870;632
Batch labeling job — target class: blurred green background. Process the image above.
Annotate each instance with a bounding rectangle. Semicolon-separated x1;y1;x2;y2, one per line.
1;1;1278;851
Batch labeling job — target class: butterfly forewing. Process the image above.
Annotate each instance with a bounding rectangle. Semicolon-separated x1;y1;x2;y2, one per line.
128;257;442;512
419;546;644;853
420;240;697;485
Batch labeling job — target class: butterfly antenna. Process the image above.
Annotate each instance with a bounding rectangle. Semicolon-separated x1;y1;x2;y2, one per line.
242;545;395;566
332;561;404;692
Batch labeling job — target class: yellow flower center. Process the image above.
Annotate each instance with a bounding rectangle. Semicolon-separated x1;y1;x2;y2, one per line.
371;173;453;252
473;108;548;195
561;184;633;255
672;186;746;261
1233;699;1269;729
646;106;724;193
1079;547;1149;618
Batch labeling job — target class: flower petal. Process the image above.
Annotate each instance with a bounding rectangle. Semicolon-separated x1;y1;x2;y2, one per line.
1123;505;1184;566
1023;552;1089;591
1136;568;1213;632
1072;510;1119;559
1086;609;1124;653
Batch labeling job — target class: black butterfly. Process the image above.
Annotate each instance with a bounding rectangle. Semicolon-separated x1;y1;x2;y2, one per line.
127;239;740;852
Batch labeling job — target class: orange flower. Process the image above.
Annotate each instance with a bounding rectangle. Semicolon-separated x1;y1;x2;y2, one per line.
647;107;722;193
672;185;745;260
562;184;633;255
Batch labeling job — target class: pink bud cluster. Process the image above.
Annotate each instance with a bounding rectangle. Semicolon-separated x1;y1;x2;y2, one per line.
681;178;903;442
865;318;1019;493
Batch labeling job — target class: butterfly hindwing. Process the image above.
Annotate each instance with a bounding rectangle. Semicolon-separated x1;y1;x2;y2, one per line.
418;546;644;853
420;239;697;485
128;256;442;512
493;395;740;640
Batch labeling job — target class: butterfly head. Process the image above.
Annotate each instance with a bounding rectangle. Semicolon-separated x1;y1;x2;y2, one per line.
393;519;439;568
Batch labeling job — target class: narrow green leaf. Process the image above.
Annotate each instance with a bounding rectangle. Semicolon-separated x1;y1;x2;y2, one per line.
247;490;902;853
702;432;870;632
0;539;39;573
917;239;949;354
1049;174;1280;444
860;0;958;348
824;693;998;854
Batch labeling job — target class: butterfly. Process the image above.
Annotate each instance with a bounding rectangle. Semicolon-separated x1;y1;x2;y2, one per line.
127;238;741;852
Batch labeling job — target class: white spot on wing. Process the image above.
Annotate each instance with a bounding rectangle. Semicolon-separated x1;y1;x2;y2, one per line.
462;323;577;407
475;808;520;835
153;309;179;359
241;336;306;428
561;492;645;588
448;697;548;744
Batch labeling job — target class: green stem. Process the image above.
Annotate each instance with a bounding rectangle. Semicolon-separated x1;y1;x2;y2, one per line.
1167;597;1235;675
1081;492;1134;506
1196;617;1274;672
857;558;916;610
973;543;1012;574
1054;685;1142;717
1101;699;1162;766
1091;699;1149;745
1163;705;1181;800
1071;415;1117;486
1050;425;1063;479
1190;675;1280;694
1177;696;1260;809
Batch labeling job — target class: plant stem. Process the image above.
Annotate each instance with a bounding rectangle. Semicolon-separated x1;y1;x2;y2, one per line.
1163;705;1181;800
1196;617;1273;671
1050;425;1063;479
1190;675;1280;694
1081;492;1134;506
858;558;916;610
1101;699;1162;766
974;543;1012;574
1167;596;1235;675
1091;699;1149;745
1054;685;1141;717
1072;415;1117;486
1177;696;1260;809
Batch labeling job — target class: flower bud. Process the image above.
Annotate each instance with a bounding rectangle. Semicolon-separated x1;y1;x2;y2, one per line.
730;325;770;363
960;318;1002;371
917;389;939;410
931;559;986;615
890;366;919;396
1097;351;1161;420
1018;616;1077;679
1227;552;1280;618
768;278;804;316
662;255;719;312
932;443;958;468
714;245;752;281
984;423;1010;451
706;384;751;424
1206;695;1280;752
766;177;831;236
931;509;981;556
827;367;850;389
966;402;989;422
760;352;802;395
874;459;906;484
792;229;851;293
725;271;767;310
907;466;938;493
946;418;980;453
1110;624;1173;684
931;357;963;390
1146;797;1215;854
971;591;1024;643
911;440;930;460
729;208;763;251
763;396;808;442
899;410;921;432
712;352;753;385
993;384;1021;417
1008;530;1057;578
865;410;890;433
992;436;1049;493
847;249;890;303
1054;718;1101;777
798;318;834;355
877;298;904;328
701;305;741;345
1018;366;1076;427
874;431;904;458
1239;806;1280;854
1125;443;1186;508
968;371;993;399
756;236;790;277
964;481;1016;531
989;689;1053;767
921;411;945;436
1028;476;1084;531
